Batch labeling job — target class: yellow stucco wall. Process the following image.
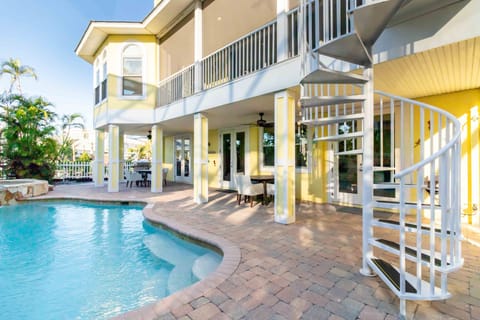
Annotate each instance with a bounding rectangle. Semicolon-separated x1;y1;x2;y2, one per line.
416;88;480;223
163;136;174;182
92;34;158;125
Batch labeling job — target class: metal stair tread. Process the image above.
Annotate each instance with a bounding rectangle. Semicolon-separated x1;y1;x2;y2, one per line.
374;219;453;235
300;68;368;84
370;258;417;294
350;0;406;46
374;200;441;210
300;95;365;108
373;238;447;267
301;113;365;126
368;257;451;300
316;33;372;66
313;131;363;142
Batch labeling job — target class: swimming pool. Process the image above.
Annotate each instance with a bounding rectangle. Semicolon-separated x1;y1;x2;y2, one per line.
0;201;222;319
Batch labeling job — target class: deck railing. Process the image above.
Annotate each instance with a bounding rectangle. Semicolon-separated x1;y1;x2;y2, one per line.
157;8;301;107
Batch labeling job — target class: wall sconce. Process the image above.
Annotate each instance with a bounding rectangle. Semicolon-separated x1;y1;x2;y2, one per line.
147;131;152;140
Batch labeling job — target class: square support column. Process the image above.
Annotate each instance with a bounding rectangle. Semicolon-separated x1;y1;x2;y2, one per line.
151;125;164;193
194;0;203;93
193;113;208;203
93;130;105;187
119;133;124;182
274;90;296;224
108;124;120;192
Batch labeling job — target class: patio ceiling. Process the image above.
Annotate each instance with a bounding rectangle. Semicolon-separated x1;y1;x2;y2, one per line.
374;36;480;99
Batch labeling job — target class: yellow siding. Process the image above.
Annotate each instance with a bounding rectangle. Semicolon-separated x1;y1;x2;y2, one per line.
417;88;480;223
94;35;158;116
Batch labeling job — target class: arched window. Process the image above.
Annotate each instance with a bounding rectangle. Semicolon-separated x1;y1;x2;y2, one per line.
122;44;143;96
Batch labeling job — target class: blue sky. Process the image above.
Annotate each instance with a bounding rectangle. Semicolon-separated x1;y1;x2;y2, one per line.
0;0;152;129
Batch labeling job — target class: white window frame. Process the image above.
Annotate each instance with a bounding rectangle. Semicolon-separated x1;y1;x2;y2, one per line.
118;42;146;100
258;125;310;174
93;49;108;106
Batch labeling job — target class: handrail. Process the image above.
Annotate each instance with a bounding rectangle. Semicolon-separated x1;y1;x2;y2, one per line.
158;63;195;86
375;90;462;179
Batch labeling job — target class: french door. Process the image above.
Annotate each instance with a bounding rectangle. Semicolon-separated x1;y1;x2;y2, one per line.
174;136;192;183
220;130;246;189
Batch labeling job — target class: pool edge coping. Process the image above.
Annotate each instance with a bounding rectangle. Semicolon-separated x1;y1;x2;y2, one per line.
26;195;241;320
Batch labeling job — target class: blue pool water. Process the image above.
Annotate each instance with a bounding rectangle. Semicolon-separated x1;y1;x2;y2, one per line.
0;201;222;320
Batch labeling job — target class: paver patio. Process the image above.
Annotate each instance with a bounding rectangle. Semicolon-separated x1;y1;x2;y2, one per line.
40;183;480;320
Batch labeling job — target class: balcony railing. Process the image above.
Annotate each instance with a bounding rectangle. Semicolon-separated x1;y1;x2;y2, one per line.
158;8;300;107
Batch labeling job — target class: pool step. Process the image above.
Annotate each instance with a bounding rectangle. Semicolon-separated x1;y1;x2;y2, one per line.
192;252;221;280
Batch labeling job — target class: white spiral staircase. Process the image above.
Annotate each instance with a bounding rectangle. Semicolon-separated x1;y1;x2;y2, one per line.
298;0;463;317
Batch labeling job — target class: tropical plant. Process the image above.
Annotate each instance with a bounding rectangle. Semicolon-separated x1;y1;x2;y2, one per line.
57;113;85;161
0;58;37;94
77;152;92;162
0;94;58;181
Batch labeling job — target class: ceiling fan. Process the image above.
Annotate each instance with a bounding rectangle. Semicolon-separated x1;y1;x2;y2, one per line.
256;112;274;128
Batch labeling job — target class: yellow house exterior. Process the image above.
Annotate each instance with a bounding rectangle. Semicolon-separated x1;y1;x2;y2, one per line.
76;0;479;225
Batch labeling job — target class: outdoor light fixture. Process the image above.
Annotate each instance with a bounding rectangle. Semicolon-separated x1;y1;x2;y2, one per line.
147;131;152;140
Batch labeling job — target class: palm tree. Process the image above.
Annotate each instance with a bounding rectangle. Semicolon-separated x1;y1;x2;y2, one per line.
58;113;85;161
0;58;37;94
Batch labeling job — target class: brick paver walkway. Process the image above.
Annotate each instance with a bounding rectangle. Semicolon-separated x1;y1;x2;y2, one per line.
40;183;480;320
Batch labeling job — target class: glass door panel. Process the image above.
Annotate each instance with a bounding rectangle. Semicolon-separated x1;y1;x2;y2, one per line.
175;136;192;183
236;132;245;175
222;133;231;182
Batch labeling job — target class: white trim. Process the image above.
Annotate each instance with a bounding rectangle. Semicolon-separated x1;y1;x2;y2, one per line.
258;125;309;174
118;41;147;100
173;135;193;184
218;126;250;190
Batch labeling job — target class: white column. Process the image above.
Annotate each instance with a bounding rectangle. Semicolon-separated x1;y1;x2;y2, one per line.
276;0;289;61
151;125;164;193
274;90;296;224
93;130;105;187
108;124;120;192
194;0;203;93
360;67;375;276
119;132;124;182
193;113;208;203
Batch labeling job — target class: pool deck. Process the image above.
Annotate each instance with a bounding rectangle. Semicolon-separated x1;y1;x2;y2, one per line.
39;182;480;320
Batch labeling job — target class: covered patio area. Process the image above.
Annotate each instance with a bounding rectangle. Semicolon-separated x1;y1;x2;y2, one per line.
40;183;480;319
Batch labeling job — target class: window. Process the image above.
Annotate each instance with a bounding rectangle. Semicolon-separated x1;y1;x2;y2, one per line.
94;68;100;104
122;45;143;96
261;124;308;168
101;62;107;100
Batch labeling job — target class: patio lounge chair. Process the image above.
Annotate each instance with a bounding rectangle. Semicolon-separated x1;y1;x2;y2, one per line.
235;174;264;207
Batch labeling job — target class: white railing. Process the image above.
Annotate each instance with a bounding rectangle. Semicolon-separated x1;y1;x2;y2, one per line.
54;161;135;181
302;0;364;52
201;20;277;90
157;9;302;107
158;64;196;106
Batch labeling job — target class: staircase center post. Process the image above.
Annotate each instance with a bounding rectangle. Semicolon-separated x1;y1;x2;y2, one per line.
360;66;375;276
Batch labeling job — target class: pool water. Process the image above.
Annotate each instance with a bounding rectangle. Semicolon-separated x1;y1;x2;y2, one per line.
0;201;221;320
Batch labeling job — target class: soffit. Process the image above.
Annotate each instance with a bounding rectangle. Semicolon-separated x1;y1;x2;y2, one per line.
76;0;194;63
374;36;480;99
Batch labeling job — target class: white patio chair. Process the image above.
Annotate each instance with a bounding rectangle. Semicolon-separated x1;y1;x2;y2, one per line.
162;168;168;186
235;174;264;207
126;171;143;188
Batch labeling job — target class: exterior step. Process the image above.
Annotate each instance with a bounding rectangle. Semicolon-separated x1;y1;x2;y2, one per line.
313;131;363;142
372;238;448;268
374;200;441;210
369;257;450;300
371;258;417;293
316;33;372;66
301;113;364;126
300;95;365;108
301;68;368;84
372;219;455;236
351;0;406;46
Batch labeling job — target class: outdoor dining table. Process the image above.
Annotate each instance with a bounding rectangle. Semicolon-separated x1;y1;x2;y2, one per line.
136;169;151;187
250;175;274;204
